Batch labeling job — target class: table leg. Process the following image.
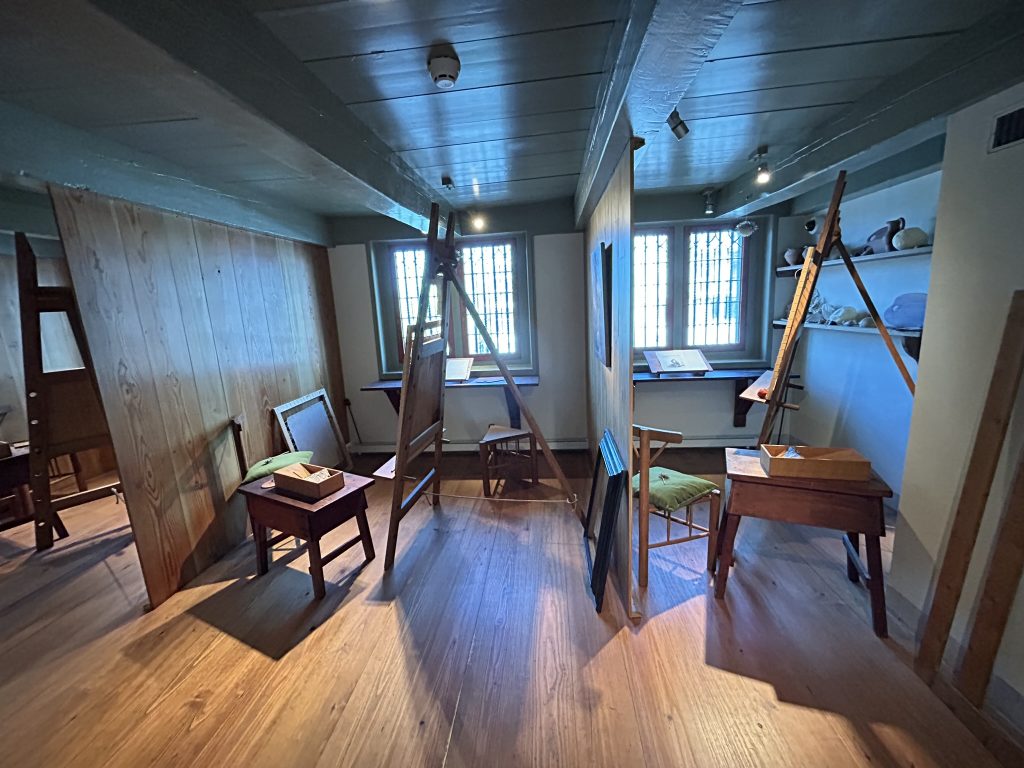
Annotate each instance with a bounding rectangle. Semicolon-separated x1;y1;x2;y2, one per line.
308;537;326;599
866;535;888;638
356;507;376;562
479;444;492;498
252;519;269;576
714;512;741;599
707;492;721;573
846;532;860;583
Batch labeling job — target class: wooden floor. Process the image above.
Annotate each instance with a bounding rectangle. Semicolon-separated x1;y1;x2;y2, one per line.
0;472;1002;767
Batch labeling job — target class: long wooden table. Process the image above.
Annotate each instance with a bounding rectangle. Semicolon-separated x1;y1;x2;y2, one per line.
362;375;540;429
715;448;893;637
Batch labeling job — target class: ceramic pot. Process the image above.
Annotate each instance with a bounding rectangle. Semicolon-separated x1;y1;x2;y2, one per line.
783;247;802;266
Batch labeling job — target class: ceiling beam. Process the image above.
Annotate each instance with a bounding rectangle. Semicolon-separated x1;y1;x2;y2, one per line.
573;0;742;226
715;3;1024;218
85;0;457;233
0;99;330;244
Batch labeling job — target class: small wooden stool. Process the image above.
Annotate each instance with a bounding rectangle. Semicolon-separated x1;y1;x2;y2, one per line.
479;424;538;497
237;473;375;599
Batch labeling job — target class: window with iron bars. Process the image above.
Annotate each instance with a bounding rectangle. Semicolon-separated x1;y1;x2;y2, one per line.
633;222;765;365
372;233;534;377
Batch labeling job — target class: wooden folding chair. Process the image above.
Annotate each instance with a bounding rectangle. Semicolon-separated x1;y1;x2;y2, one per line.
632;424;721;587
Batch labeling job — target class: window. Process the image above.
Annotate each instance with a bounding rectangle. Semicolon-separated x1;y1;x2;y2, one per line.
633;221;766;365
371;233;535;377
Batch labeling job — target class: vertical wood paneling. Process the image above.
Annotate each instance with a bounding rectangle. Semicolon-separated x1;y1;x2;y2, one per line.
52;188;344;608
51;190;194;600
585;144;636;615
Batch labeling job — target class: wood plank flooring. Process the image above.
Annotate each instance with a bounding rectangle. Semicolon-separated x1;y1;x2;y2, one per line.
0;473;1002;767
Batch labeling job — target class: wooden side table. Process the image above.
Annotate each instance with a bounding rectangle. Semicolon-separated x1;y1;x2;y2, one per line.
715;448;893;637
237;472;375;599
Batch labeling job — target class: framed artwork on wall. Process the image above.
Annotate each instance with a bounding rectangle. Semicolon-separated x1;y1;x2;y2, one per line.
590;241;612;367
583;429;627;612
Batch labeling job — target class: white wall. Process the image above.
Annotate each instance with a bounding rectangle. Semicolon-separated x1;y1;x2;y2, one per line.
329;232;587;451
889;81;1024;727
779;172;941;496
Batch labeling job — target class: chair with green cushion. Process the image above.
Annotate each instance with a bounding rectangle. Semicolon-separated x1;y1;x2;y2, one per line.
632;424;721;587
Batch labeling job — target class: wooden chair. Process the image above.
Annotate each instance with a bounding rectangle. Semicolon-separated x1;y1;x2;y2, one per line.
632;424;721;587
479;424;538;497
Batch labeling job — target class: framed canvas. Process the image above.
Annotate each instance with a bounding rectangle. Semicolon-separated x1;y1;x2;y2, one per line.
583;429;627;612
272;388;353;471
590;241;612;367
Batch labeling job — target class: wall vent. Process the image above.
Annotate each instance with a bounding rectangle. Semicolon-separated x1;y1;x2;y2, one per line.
990;105;1024;152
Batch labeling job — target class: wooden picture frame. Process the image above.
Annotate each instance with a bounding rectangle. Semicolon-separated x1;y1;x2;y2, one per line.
272;389;353;471
583;429;627;612
591;241;612;367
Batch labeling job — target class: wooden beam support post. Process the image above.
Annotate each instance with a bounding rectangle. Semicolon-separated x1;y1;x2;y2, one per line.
916;290;1024;684
954;452;1024;706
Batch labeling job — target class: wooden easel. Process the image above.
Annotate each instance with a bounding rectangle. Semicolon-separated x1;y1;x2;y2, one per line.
17;232;121;549
749;171;917;445
379;204;575;570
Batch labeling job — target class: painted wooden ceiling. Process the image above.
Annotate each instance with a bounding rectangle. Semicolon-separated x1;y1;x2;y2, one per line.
633;0;1008;195
0;0;1014;220
247;0;621;209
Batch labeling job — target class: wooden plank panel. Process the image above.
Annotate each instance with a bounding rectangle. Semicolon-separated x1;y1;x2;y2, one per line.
228;228;281;452
0;255;28;442
194;220;270;466
954;451;1024;705
252;233;300;404
51;187;193;605
115;201;225;572
165;213;245;536
584;143;636;615
916;290;1024;683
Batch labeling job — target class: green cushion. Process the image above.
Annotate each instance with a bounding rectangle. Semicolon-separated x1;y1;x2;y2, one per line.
631;467;717;512
242;451;314;484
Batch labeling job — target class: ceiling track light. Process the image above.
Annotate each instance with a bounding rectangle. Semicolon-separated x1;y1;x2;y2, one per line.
750;144;771;185
667;109;689;140
701;187;716;217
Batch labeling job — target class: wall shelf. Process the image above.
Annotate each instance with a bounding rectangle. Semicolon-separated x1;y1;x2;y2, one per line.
772;320;922;360
775;246;932;276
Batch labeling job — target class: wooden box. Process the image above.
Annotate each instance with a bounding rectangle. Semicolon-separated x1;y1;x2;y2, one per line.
272;462;345;501
759;445;871;482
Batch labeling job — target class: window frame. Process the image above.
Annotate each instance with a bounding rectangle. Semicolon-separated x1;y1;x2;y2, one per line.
632;218;769;369
369;231;537;379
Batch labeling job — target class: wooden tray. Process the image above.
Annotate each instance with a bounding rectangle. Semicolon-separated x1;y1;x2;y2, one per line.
272;462;345;501
759;445;871;482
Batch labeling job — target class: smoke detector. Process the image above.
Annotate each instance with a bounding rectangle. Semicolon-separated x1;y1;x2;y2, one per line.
428;53;460;90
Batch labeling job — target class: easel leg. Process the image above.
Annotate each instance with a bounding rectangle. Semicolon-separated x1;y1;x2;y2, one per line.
384;478;404;571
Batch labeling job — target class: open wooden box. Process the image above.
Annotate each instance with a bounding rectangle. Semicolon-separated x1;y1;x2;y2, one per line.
272;462;345;501
759;445;871;482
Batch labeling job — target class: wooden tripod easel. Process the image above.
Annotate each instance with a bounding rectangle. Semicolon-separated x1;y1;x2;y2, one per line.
17;233;121;549
379;204;576;570
751;171;917;445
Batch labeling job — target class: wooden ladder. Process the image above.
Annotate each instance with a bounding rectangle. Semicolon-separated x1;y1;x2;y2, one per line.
16;232;121;550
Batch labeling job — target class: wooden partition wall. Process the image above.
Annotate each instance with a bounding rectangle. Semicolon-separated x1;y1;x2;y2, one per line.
585;144;636;617
51;187;345;607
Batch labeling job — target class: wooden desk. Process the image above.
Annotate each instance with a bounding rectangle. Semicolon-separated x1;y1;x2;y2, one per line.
715;448;893;637
362;375;540;429
237;472;375;599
